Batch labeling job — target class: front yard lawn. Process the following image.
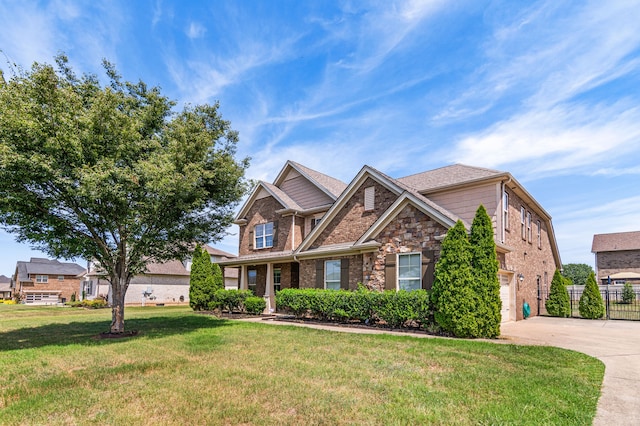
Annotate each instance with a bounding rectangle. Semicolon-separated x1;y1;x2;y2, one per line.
0;305;603;425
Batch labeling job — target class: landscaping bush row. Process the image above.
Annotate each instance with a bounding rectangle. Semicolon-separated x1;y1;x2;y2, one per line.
65;299;109;309
207;289;266;315
275;288;434;329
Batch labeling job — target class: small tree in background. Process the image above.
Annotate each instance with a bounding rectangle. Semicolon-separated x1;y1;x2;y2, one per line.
431;220;479;338
211;262;224;291
561;263;593;286
469;204;501;338
189;245;216;310
546;270;570;317
579;272;605;319
622;282;636;304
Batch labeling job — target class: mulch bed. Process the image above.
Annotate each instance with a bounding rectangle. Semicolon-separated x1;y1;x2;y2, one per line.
95;330;140;340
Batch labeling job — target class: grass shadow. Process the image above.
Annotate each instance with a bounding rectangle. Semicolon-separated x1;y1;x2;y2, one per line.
0;314;231;351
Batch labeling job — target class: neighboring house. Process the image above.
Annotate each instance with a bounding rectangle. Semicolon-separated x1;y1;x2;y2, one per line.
12;258;85;304
592;231;640;285
0;275;12;299
85;260;191;305
219;161;561;321
203;245;239;289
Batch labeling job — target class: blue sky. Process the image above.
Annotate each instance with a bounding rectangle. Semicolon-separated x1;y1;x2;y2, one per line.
1;0;639;275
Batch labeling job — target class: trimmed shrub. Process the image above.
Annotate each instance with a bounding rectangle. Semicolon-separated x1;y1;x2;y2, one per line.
244;296;266;315
275;288;433;329
579;272;605;319
621;282;636;304
211;262;224;291
210;289;253;313
469;204;502;338
431;220;480;338
546;270;571;317
189;244;217;311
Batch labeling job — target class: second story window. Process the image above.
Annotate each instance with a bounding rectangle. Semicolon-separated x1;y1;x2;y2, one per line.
36;275;48;283
502;191;509;242
526;211;532;243
520;207;526;240
537;220;542;248
255;222;273;249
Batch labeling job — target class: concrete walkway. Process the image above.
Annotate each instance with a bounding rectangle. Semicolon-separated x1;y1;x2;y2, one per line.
500;317;640;426
244;316;640;425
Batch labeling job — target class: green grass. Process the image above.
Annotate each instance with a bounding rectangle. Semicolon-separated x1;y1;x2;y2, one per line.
0;305;603;425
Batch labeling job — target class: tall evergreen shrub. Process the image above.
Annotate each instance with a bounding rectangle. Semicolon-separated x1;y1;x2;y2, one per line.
546;269;570;317
431;220;480;337
469;204;502;338
211;262;224;291
579;272;605;319
189;244;216;310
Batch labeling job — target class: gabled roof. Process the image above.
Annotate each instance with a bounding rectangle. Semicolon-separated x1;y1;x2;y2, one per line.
592;231;640;253
0;275;11;284
203;245;237;259
296;165;464;253
144;260;190;276
14;258;85;282
235;181;297;222
398;164;504;192
275;161;347;199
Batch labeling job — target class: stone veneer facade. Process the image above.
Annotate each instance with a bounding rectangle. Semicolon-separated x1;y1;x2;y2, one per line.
364;205;447;291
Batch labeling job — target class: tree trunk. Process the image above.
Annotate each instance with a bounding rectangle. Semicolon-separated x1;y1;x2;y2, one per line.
110;275;129;333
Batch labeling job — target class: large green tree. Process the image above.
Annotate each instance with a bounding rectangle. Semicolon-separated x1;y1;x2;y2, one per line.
0;56;249;333
431;220;479;338
469;204;502;338
561;263;594;286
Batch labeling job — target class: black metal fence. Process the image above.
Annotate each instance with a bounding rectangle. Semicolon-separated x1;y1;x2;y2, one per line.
538;286;640;320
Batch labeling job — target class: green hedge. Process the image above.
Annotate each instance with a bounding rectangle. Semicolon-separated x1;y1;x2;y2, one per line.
208;289;254;313
65;299;108;309
275;288;434;329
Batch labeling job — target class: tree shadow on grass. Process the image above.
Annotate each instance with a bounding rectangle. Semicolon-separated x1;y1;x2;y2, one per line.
0;314;232;351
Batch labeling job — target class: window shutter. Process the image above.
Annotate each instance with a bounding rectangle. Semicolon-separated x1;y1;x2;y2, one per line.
340;258;350;290
364;186;375;211
248;231;253;249
272;221;278;247
384;253;396;290
315;260;324;288
421;250;435;290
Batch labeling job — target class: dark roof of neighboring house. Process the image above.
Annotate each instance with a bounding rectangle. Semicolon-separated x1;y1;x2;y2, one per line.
0;274;11;284
289;161;348;198
592;231;640;253
15;258;85;282
397;164;504;192
0;275;11;293
203;245;237;259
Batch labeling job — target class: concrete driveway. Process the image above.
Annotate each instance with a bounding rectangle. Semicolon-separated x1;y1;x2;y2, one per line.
500;317;640;426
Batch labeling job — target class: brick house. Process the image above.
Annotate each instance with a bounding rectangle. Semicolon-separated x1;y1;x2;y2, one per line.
219;161;561;321
13;258;85;304
591;231;640;285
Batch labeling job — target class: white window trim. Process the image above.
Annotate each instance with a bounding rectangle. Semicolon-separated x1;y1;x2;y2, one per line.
526;211;532;243
397;252;422;291
254;222;274;249
324;260;341;290
502;191;509;242
273;268;281;292
248;269;257;292
537;220;542;249
520;207;526;240
35;275;48;283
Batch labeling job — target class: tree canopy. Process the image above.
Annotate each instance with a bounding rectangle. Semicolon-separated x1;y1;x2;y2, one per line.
561;263;594;286
0;55;249;332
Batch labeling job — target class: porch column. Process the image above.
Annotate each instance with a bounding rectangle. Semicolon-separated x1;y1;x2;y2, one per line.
264;262;274;313
239;265;247;290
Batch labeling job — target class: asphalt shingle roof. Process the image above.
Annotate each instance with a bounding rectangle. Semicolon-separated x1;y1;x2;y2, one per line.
592;231;640;252
397;164;504;192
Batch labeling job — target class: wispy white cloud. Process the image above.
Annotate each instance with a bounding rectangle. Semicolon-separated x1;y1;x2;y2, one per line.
186;22;206;39
441;0;640;177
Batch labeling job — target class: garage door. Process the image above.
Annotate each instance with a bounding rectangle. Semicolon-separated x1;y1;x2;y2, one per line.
25;292;60;305
499;274;512;322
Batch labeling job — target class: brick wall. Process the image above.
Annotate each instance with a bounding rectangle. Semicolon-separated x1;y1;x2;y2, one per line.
20;275;82;302
238;196;295;256
299;255;364;290
312;178;398;248
363;204;446;290
503;188;557;319
596;250;640;282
